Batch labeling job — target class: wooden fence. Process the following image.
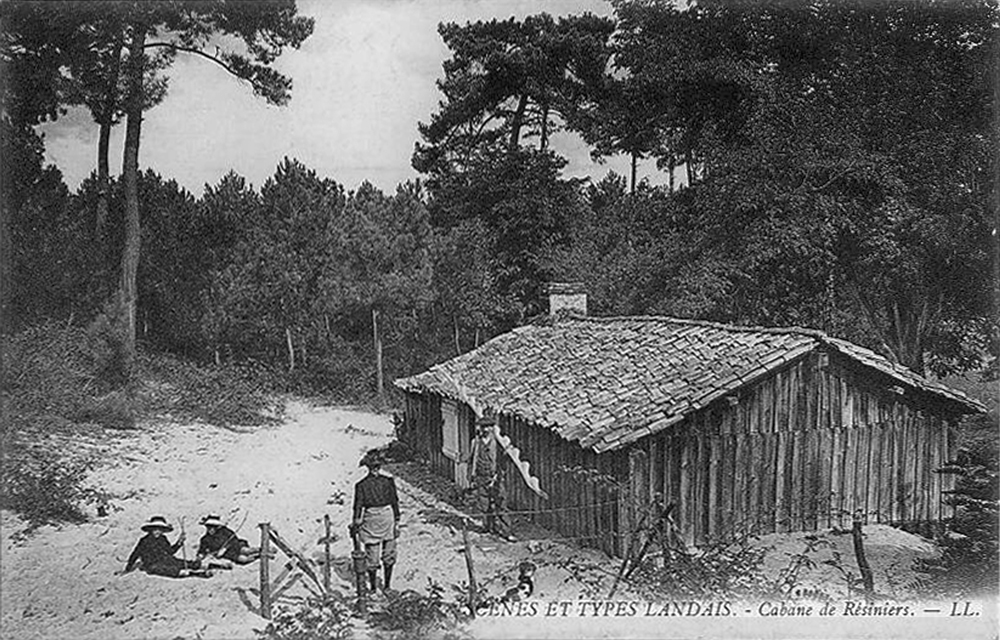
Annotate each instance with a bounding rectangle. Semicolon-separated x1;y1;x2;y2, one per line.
257;516;346;619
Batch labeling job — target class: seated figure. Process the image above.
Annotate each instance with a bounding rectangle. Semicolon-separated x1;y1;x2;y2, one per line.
124;515;211;578
196;514;260;569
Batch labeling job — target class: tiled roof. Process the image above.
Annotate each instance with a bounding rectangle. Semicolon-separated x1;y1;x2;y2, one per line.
395;316;985;453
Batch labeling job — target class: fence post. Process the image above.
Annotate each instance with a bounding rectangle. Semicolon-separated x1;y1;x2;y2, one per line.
351;526;368;614
259;522;272;619
851;519;875;598
323;514;332;594
462;519;478;618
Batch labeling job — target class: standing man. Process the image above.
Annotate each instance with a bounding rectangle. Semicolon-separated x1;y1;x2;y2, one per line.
467;410;513;541
351;450;400;594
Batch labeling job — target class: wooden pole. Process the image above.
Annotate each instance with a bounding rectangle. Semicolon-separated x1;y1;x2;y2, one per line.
608;529;636;599
259;522;272;619
851;519;875;598
461;519;478;618
372;308;384;405
351;526;368;614
323;515;332;594
285;327;295;372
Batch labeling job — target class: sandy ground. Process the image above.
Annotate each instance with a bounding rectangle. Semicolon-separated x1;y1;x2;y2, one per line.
2;401;996;640
0;402;639;640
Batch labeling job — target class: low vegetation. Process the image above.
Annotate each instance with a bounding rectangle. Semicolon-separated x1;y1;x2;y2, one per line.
368;581;469;640
0;316;284;531
917;410;999;598
254;594;354;640
0;449;106;530
253;582;469;640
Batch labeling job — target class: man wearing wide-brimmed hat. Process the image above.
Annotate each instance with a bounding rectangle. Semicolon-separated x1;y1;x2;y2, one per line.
123;515;211;578
466;409;513;541
351;449;400;594
196;513;260;569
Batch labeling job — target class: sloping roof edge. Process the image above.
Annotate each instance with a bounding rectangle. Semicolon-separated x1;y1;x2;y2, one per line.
394;316;987;453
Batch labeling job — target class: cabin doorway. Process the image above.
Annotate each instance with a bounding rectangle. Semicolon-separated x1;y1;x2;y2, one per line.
440;399;474;488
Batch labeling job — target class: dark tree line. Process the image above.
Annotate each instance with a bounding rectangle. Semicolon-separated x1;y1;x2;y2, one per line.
2;0;996;397
1;0;313;358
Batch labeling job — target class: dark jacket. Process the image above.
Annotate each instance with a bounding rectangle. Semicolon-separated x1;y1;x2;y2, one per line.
197;525;247;561
352;473;400;522
468;435;498;485
125;533;188;576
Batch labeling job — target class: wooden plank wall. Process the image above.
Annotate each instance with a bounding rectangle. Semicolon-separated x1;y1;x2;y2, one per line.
498;413;627;558
402;392;453;481
634;353;959;546
405;393;628;557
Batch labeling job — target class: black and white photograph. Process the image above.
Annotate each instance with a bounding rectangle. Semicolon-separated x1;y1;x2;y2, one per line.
1;1;997;638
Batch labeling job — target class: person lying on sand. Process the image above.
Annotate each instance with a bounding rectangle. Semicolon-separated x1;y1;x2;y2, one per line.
196;514;260;569
121;516;212;578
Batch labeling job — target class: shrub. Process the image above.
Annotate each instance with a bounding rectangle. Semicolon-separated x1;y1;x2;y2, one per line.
369;580;468;640
0;447;103;529
2;322;95;427
2;318;139;432
138;352;281;428
918;413;999;597
1;322;132;528
86;295;134;390
78;389;136;430
254;594;353;640
630;533;772;598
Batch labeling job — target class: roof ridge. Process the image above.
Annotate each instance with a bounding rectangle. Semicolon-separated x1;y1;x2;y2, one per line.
567;314;828;339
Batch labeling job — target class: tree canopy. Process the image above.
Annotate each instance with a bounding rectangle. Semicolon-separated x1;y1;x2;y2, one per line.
4;0;995;396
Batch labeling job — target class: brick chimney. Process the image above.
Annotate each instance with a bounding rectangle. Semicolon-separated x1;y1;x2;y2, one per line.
546;282;587;316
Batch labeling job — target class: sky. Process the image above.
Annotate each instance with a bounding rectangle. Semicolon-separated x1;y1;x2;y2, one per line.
39;0;661;196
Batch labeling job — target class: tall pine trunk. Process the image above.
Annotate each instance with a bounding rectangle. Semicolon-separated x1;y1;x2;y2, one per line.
96;29;124;236
630;151;637;195
508;93;528;152
0;198;10;335
373;308;384;404
120;24;147;356
97;121;112;234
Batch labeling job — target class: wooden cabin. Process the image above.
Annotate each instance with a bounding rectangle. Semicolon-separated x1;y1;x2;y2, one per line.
394;296;985;557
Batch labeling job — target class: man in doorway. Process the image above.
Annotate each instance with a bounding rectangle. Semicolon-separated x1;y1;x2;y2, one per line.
467;410;514;541
351;450;400;594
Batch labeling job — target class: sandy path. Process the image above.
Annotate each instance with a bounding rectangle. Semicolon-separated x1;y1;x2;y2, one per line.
3;402;995;640
0;402;629;640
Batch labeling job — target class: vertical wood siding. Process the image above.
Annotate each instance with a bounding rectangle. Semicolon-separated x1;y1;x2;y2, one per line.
404;348;963;556
403;392;627;556
402;392;452;480
498;412;626;557
633;352;961;546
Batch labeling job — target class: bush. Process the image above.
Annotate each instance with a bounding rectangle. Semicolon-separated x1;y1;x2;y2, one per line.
918;413;999;597
86;295;134;390
138;352;281;428
2;319;141;431
1;321;133;529
369;580;468;640
630;533;772;598
78;390;136;430
254;594;353;640
2;322;95;427
0;447;104;529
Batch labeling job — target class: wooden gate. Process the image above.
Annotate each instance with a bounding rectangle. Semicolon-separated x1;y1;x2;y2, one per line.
257;518;336;619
